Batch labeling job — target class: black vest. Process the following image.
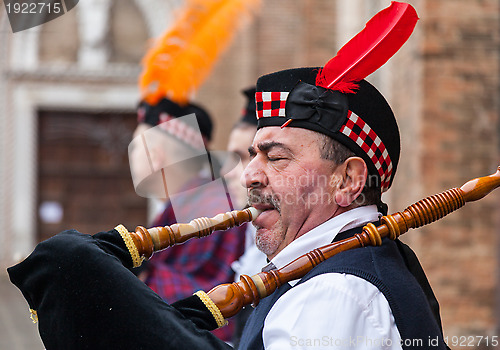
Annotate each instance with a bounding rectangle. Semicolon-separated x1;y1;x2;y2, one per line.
238;227;447;350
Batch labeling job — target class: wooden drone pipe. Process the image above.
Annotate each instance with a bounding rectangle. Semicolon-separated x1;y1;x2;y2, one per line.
128;207;261;260
207;167;500;319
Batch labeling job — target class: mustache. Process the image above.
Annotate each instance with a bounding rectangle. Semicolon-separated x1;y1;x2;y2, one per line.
247;189;281;212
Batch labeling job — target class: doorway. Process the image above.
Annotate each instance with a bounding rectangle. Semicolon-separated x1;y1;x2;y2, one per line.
37;110;148;242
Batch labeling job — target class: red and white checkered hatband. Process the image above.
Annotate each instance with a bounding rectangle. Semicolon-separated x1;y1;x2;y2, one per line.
340;111;393;192
255;91;289;119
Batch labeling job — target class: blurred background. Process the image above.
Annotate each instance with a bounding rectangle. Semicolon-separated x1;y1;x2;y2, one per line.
0;0;498;349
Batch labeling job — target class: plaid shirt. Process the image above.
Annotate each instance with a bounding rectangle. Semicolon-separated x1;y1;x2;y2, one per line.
145;177;246;341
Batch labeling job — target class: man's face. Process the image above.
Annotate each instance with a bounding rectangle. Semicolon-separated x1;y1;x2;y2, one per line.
224;125;257;209
241;127;339;259
129;123;197;199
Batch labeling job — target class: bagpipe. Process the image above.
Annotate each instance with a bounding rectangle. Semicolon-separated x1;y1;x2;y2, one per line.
122;166;500;321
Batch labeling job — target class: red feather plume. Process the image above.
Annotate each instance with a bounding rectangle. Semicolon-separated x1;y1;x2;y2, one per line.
316;1;419;93
139;0;261;106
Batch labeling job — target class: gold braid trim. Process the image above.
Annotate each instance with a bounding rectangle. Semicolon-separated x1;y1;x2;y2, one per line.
194;290;228;328
29;308;38;323
115;224;144;268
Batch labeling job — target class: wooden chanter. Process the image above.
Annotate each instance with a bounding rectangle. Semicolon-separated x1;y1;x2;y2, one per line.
128;167;500;319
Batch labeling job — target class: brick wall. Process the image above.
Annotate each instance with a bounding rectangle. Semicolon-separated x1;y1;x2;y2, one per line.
416;0;499;345
197;0;337;151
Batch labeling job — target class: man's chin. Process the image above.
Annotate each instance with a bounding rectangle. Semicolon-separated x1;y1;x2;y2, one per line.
254;219;285;258
254;229;279;258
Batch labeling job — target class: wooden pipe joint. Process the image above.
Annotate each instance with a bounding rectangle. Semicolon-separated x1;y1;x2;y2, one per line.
380;215;401;240
131;226;154;260
363;222;382;246
240;274;263;307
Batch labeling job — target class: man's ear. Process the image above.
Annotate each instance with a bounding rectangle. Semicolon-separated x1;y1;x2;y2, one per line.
334;157;368;207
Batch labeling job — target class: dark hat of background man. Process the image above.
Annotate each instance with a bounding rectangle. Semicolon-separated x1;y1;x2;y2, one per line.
239;87;258;126
255;68;399;192
137;98;214;149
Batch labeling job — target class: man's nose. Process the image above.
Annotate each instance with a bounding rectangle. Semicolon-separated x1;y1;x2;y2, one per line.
241;156;268;189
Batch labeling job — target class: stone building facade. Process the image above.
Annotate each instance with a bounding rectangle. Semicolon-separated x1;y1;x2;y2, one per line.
0;0;498;348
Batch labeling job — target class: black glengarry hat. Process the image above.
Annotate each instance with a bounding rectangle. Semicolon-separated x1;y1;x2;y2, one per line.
256;70;398;192
240;87;258;126
137;97;213;150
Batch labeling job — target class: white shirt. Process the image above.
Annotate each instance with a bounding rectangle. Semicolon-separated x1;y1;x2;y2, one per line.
261;206;403;350
231;224;268;282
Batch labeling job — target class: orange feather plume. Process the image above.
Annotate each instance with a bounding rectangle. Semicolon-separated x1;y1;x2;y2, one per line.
139;0;261;106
